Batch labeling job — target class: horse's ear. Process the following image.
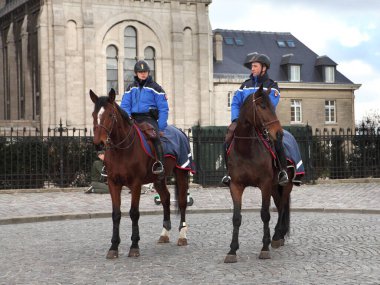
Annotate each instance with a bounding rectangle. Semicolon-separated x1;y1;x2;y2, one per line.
89;89;98;103
108;88;116;103
259;83;264;91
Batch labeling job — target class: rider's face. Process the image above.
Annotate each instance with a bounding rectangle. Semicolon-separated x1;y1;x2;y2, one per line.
251;62;266;76
136;71;149;80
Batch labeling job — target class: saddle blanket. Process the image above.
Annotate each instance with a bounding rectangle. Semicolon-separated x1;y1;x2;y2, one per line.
228;129;305;181
283;130;305;177
136;124;196;173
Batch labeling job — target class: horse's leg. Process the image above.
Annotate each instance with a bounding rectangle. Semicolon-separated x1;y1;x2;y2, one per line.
128;183;142;257
106;182;122;259
272;183;292;248
175;170;189;246
259;184;272;259
271;184;285;248
224;183;244;263
154;179;171;244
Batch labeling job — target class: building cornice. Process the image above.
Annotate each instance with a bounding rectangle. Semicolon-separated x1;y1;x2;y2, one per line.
213;75;361;91
279;82;361;91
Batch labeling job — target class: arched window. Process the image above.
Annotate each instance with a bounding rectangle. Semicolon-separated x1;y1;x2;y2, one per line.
123;26;137;89
106;45;118;93
183;27;193;56
144;46;155;80
66;20;77;50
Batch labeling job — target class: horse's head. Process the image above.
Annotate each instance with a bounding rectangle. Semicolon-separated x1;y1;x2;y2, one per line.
242;84;283;142
89;88;117;147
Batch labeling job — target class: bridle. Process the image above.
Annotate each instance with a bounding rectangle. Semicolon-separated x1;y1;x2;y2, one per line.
95;104;136;150
234;93;279;141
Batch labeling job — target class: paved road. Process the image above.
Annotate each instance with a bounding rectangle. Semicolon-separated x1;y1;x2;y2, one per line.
0;182;380;225
1;182;380;284
1;212;379;284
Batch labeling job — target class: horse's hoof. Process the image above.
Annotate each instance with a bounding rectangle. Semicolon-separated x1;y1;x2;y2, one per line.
271;239;285;248
259;250;271;259
128;248;140;257
158;235;170;243
106;250;118;259
224;254;237;263
177;238;188;246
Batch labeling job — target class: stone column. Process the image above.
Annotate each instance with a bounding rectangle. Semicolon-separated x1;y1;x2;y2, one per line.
6;23;18;120
0;31;5;120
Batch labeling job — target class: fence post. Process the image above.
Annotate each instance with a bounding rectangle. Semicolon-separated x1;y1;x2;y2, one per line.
56;119;68;187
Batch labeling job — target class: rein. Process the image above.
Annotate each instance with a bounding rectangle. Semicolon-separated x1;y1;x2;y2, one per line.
234;95;277;141
97;105;137;150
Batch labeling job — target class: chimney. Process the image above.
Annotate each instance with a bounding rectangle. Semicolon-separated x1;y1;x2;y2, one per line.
214;33;223;62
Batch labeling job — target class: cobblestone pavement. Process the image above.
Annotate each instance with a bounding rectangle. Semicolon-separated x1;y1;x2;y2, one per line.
0;182;380;225
0;182;380;284
1;212;379;284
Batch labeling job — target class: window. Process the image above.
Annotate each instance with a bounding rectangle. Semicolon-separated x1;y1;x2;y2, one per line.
144;46;156;80
291;99;302;123
227;91;232;108
325;100;336;123
289;65;301;82
324;66;335;83
277;40;286;47
234;38;244;46
224;37;234;45
286;40;295;47
123;26;137;89
106;45;118;94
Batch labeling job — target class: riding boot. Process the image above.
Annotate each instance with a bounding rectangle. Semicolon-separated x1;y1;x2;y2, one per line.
274;132;289;186
153;139;165;179
221;142;231;186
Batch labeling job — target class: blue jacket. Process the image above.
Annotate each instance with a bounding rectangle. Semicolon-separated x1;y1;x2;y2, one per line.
120;76;169;131
231;73;280;122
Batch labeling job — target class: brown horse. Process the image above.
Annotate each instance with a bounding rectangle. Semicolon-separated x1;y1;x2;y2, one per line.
89;88;191;259
224;84;293;263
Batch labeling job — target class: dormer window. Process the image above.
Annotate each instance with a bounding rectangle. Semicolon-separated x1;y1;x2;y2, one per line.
324;66;335;83
281;54;302;82
289;65;301;82
315;56;337;84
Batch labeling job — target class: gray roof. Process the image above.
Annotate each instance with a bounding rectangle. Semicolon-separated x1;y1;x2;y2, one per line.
213;29;353;84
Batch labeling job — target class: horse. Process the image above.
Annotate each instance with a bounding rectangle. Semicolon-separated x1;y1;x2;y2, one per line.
89;88;191;259
224;84;293;263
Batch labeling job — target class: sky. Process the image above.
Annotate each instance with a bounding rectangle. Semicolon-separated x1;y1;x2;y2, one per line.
209;0;380;122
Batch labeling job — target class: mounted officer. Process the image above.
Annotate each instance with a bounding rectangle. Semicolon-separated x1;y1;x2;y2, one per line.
221;52;289;186
120;60;169;178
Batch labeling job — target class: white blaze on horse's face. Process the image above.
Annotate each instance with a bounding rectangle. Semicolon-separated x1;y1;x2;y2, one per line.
97;107;105;125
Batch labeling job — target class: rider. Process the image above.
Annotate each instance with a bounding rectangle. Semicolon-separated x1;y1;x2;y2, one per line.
221;52;289;186
120;60;169;178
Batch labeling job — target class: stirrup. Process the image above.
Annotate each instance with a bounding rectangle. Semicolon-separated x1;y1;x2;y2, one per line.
278;170;289;186
152;161;164;174
221;175;231;186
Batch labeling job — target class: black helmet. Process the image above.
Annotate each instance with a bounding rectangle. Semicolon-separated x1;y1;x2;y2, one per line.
244;53;271;69
134;60;150;73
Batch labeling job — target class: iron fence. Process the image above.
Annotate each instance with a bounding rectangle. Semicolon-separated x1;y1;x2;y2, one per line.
190;126;380;186
1;123;380;189
0;122;96;189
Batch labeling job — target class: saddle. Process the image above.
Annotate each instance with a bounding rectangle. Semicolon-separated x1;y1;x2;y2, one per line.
136;121;158;139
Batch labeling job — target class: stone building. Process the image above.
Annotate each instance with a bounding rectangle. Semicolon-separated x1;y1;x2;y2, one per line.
0;0;360;133
0;0;213;132
213;29;360;133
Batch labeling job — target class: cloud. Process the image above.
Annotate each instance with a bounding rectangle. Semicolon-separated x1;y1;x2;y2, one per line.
338;60;380;121
209;0;380;121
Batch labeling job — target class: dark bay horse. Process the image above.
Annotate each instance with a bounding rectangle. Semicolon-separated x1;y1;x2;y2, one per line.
224;84;293;263
89;89;190;259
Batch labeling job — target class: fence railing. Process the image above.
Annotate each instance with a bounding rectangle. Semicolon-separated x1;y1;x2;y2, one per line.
190;126;380;186
1;124;380;189
0;122;96;189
